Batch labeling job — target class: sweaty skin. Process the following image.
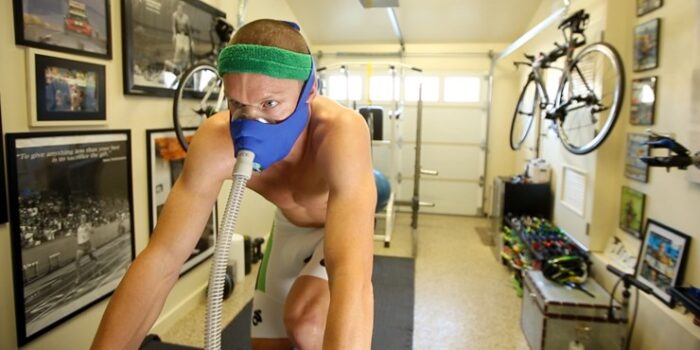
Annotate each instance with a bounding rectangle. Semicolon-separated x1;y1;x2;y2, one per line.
91;72;376;350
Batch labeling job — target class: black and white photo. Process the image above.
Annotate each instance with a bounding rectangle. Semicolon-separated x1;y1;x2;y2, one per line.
6;130;134;345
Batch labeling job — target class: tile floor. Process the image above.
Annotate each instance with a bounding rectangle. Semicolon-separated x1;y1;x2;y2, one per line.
160;213;530;349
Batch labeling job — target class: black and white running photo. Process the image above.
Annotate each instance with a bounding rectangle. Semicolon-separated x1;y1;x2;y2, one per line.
6;131;134;345
122;0;226;96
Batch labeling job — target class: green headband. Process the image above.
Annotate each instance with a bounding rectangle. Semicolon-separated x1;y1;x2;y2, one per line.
218;44;312;80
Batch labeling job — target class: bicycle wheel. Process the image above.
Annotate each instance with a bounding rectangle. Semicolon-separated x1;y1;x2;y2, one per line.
510;77;539;150
173;64;226;151
554;42;624;154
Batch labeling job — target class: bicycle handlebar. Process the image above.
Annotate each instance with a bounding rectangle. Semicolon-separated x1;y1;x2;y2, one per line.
606;265;653;294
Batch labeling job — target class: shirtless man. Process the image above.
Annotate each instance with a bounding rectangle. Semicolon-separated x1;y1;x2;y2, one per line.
92;19;375;350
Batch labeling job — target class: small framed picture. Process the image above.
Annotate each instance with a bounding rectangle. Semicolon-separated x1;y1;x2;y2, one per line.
619;186;645;238
146;129;217;276
27;50;106;127
630;76;657;125
636;219;691;307
637;0;663;17
6;130;134;345
625;133;650;183
12;0;112;59
634;18;661;72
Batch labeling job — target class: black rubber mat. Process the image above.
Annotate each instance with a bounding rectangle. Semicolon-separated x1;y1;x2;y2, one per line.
142;255;415;350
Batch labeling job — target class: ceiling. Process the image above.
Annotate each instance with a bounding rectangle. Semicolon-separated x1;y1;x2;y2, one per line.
286;0;545;46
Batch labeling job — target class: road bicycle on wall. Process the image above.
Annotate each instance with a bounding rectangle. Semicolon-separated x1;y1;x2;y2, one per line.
172;17;234;151
510;9;625;155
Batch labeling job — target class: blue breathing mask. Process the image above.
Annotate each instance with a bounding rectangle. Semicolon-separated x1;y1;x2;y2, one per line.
229;68;315;171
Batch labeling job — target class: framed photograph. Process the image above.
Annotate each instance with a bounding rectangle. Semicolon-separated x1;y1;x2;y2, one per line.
27;50;106;126
12;0;112;59
625;133;650;183
636;219;691;306
634;18;660;72
619;186;645;238
630;76;657;125
0;98;7;224
146;129;217;275
122;0;226;96
6;130;134;345
637;0;662;17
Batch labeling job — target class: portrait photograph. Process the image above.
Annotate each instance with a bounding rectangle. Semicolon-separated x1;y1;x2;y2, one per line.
637;0;663;17
122;0;226;96
625;133;650;183
147;129;217;275
6;130;134;345
634;18;661;72
13;0;112;58
28;51;106;126
630;76;657;125
636;219;691;306
618;186;645;238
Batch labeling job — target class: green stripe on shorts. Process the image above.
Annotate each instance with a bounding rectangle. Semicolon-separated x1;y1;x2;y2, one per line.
255;223;275;292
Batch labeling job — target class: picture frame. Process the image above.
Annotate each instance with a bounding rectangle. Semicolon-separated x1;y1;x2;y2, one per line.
636;219;691;307
0;98;7;224
146;129;217;275
630;76;657;125
6;130;134;345
634;18;661;72
637;0;662;17
625;133;650;183
122;0;226;97
618;186;645;238
27;49;107;127
12;0;112;59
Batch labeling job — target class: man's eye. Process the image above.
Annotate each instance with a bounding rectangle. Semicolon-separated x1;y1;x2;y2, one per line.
262;100;279;108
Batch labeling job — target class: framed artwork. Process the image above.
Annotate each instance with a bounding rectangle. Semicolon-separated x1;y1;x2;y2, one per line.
625;133;650;183
634;18;660;72
630;76;657;125
636;219;691;307
27;50;106;126
146;129;216;275
637;0;662;17
0;98;7;224
12;0;112;59
618;186;645;238
6;130;134;345
122;0;226;96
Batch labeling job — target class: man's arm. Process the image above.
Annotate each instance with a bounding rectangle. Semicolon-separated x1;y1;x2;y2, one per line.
316;111;376;349
91;115;234;349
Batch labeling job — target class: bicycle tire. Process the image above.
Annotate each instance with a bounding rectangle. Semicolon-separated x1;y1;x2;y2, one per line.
172;63;226;151
554;42;625;155
510;76;539;151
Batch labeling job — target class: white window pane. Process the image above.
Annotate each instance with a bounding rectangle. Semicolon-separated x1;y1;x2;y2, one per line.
444;76;481;102
328;75;363;101
369;76;400;101
405;76;439;102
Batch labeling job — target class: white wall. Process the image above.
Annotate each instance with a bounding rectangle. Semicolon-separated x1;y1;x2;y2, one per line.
0;1;296;349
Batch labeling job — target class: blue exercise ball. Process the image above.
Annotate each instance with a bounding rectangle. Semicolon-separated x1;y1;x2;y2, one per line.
374;169;391;212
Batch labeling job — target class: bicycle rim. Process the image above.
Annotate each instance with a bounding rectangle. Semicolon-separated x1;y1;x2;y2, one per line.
555;42;624;154
510;78;538;150
173;64;225;151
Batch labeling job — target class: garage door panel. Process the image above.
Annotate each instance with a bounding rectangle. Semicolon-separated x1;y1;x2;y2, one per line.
400;144;483;180
399;180;480;215
402;106;485;144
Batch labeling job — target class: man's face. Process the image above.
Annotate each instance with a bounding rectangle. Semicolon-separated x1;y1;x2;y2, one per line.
224;73;305;124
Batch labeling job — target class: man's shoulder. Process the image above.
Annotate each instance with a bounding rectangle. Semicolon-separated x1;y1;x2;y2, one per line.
311;96;365;132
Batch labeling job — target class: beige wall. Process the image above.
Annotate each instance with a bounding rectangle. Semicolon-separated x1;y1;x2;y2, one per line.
0;1;295;349
504;0;700;347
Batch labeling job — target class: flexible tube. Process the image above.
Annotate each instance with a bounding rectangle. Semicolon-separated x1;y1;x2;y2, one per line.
204;150;255;350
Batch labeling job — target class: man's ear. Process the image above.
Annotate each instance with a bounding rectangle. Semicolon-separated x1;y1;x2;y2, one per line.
306;78;318;103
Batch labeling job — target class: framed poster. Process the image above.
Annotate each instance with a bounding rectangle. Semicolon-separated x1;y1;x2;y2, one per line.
634;18;661;72
6;130;134;345
0;98;7;224
146;129;216;275
630;76;657;125
12;0;112;59
27;50;107;126
619;186;645;238
636;219;691;307
121;0;226;96
637;0;663;17
625;133;650;183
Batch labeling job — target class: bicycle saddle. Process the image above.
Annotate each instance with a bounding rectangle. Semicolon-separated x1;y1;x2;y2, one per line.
644;135;690;156
558;9;589;33
214;17;234;43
